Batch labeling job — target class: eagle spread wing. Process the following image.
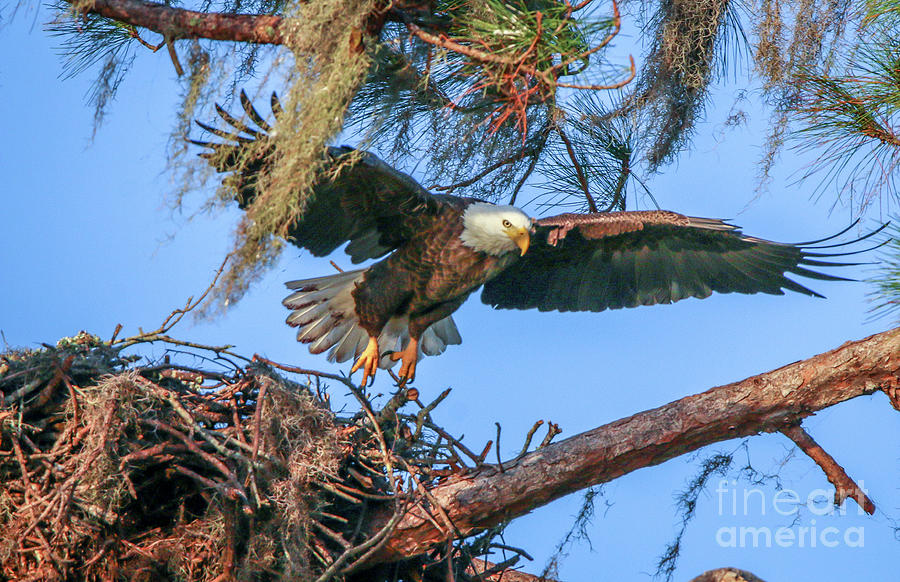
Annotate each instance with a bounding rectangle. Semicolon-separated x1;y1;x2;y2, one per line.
481;211;883;312
193;94;887;386
191;91;452;263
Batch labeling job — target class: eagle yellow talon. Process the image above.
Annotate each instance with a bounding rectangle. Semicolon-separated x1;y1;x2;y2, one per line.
390;337;419;386
351;337;380;387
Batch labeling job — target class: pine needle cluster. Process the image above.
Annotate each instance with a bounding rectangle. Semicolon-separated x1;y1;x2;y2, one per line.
791;17;900;211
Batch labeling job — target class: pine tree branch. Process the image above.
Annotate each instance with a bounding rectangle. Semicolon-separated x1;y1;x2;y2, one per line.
361;327;900;566
75;0;286;44
73;0;429;45
556;124;597;212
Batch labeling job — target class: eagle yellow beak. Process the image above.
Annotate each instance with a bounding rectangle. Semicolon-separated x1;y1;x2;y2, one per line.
507;227;530;256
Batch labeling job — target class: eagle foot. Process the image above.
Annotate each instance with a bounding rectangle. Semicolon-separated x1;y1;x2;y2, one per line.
390;337;419;386
350;337;380;387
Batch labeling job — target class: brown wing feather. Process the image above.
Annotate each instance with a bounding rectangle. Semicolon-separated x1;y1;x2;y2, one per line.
481;211;877;312
192;93;454;263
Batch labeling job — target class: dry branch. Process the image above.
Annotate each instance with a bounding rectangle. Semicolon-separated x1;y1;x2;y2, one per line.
780;424;876;514
362;327;900;564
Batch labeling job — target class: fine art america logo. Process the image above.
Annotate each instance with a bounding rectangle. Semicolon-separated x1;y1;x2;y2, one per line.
714;480;866;548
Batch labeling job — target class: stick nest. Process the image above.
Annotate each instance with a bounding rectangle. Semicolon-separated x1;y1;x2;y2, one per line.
0;332;532;581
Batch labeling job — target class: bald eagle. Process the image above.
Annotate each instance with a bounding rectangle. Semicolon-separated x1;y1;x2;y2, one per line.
193;93;881;386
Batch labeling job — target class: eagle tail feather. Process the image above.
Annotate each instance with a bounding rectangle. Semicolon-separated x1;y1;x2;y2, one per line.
283;268;462;368
311;321;354;354
421;317;463;356
284;269;364;358
330;325;367;363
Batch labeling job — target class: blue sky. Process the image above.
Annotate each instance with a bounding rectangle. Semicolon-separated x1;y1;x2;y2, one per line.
2;5;898;580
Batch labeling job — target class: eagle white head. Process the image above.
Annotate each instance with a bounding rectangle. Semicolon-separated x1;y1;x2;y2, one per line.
460;203;533;256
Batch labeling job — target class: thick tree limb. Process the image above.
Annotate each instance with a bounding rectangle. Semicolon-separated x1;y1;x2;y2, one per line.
364;327;900;565
80;0;286;44
76;0;424;45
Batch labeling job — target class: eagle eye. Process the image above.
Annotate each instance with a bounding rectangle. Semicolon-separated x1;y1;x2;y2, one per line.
502;219;512;228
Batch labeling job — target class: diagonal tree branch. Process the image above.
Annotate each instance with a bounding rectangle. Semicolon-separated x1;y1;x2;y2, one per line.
79;0;286;44
780;424;876;514
556;124;598;212
362;327;900;566
74;0;424;45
